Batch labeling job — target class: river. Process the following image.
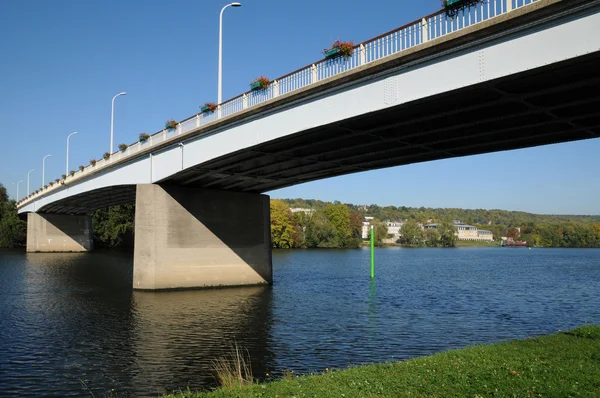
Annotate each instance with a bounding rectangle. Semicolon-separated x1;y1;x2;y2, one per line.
0;247;598;397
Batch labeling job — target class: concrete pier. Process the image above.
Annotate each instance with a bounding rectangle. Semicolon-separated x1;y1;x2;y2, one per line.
133;184;272;290
26;213;93;252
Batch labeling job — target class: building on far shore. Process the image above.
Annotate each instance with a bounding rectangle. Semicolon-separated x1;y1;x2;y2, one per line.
290;208;315;215
424;222;494;241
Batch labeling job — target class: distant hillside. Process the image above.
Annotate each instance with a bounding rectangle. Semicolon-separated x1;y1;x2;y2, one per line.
280;198;600;226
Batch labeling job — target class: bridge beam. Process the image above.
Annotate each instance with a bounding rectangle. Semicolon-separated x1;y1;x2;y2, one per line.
133;184;272;290
26;213;93;252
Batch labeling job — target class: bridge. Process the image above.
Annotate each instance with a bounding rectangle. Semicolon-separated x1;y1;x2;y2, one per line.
17;0;600;290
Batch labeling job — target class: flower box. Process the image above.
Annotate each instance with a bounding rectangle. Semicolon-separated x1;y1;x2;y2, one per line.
90;159;97;166
324;47;340;58
443;0;484;17
79;165;85;171
69;170;76;177
323;40;354;60
201;103;218;113
61;174;67;179
103;152;111;160
165;120;177;130
118;143;128;152
250;76;270;91
55;178;61;183
139;133;150;143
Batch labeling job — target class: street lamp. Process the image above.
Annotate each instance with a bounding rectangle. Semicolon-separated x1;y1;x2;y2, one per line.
110;92;127;154
16;180;23;201
218;2;242;106
27;169;34;195
42;154;52;187
66;131;79;175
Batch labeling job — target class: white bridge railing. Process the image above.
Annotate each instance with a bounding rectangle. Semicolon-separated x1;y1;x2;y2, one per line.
18;0;539;207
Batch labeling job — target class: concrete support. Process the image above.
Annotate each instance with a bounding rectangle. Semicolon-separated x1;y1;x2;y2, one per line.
26;213;93;252
133;184;272;290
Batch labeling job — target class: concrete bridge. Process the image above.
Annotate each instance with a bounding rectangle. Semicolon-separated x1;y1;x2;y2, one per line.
17;0;600;290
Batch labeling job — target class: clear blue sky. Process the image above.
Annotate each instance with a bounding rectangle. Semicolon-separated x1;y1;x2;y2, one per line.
1;0;598;215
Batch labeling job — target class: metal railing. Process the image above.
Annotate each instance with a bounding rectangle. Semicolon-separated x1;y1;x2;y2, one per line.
18;0;539;207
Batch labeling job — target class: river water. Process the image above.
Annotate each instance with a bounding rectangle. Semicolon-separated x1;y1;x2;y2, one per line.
0;247;599;396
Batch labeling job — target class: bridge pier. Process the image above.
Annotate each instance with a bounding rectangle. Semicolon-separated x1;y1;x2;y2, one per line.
26;213;93;252
133;184;272;290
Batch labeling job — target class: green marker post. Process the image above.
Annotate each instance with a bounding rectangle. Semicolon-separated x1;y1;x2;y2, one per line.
370;224;375;279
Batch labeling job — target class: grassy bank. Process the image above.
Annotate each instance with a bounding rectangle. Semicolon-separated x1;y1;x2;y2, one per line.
168;325;600;397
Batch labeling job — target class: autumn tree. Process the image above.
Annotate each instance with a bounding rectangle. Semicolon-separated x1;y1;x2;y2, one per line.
507;227;521;240
348;211;364;248
270;200;296;249
323;203;351;247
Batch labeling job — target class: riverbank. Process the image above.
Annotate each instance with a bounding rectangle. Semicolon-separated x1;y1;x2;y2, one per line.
168;325;600;397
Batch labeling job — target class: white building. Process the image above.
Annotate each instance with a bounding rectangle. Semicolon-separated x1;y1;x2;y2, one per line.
361;218;405;240
290;208;315;215
425;223;494;241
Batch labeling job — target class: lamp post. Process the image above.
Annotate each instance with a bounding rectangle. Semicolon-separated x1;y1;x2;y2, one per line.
66;131;79;175
27;169;34;195
218;2;242;107
42;154;52;187
16;180;23;201
110;92;127;154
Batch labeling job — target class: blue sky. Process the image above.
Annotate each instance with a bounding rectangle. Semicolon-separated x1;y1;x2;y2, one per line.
0;0;598;215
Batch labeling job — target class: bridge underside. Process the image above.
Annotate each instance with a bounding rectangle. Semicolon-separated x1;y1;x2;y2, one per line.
167;51;599;193
36;51;600;215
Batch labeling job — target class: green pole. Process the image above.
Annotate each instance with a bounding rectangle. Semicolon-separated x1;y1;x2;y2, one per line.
370;225;375;279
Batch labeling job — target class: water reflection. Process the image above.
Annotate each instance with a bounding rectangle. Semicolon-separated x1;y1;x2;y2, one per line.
1;251;274;397
131;287;274;395
1;248;599;397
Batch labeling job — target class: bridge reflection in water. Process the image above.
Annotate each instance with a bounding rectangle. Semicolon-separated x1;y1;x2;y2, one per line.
15;252;274;396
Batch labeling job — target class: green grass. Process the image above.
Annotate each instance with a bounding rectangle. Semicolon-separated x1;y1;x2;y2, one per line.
165;325;600;398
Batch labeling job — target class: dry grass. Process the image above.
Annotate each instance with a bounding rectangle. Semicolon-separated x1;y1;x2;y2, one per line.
211;343;253;389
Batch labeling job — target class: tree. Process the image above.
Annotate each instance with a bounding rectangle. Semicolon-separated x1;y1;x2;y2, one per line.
424;228;441;247
371;219;389;246
305;209;337;248
323;203;351;247
348;211;363;248
92;204;135;248
438;221;458;247
0;184;26;248
400;219;423;246
270;200;296;249
507;227;521;240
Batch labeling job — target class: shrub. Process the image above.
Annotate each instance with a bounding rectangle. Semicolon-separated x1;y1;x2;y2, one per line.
79;165;85;171
139;133;150;142
90;159;97;166
118;143;128;151
103;152;111;160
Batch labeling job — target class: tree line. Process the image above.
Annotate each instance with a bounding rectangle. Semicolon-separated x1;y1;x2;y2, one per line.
1;187;599;249
270;200;458;248
0;184;27;248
